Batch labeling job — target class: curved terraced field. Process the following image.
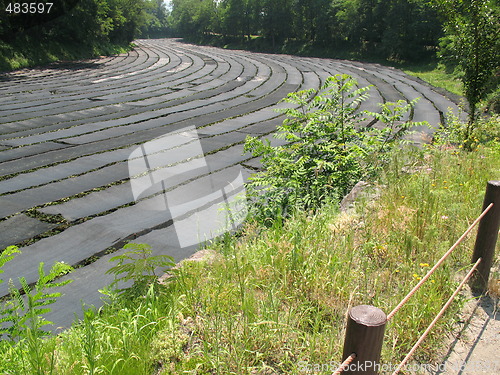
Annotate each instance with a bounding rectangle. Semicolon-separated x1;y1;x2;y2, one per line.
0;39;463;329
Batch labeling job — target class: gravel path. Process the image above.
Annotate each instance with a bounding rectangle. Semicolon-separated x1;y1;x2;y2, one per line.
0;38;465;331
427;291;500;375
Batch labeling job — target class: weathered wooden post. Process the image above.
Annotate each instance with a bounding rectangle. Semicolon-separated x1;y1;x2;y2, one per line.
470;180;500;294
342;305;387;374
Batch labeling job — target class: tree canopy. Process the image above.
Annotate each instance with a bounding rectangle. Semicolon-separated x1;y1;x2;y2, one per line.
0;0;170;46
431;0;500;145
166;0;444;61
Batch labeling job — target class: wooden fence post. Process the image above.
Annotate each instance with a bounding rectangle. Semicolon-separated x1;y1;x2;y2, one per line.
342;305;387;374
470;180;500;294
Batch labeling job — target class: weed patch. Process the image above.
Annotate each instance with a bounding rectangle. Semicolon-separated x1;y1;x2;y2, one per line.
1;143;498;373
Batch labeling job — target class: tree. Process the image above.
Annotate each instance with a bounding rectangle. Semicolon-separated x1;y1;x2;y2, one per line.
381;0;441;61
432;0;500;147
106;0;149;43
294;0;332;44
261;0;293;48
348;0;389;49
170;0;218;38
139;0;171;38
221;0;246;38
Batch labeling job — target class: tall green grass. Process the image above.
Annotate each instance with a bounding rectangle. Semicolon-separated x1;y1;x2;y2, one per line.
401;63;463;97
1;143;499;374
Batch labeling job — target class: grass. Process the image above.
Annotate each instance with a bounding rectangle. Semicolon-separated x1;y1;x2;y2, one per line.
400;62;463;97
0;38;132;72
1;138;499;374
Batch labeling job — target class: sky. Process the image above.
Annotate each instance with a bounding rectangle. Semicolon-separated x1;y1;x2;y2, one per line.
163;0;172;11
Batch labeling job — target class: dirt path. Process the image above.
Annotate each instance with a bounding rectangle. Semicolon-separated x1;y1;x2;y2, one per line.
428;288;500;374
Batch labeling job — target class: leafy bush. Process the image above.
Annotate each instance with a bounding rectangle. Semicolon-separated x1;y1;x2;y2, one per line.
244;74;424;222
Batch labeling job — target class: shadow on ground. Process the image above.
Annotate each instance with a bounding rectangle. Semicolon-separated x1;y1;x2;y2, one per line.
433;295;500;375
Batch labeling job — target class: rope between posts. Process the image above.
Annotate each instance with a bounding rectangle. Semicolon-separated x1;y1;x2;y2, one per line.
390;257;482;375
332;353;356;375
386;202;493;321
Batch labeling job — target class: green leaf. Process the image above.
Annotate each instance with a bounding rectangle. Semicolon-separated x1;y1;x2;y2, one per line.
106;243;175;298
0;246;21;284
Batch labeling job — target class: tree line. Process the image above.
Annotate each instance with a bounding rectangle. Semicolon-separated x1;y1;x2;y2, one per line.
0;0;170;46
169;0;444;61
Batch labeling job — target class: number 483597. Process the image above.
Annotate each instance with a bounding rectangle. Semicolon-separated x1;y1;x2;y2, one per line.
5;3;53;14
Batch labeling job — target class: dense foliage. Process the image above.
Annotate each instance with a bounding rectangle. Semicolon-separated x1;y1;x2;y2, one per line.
0;0;170;45
168;0;443;61
244;74;423;222
0;0;171;70
431;0;500;146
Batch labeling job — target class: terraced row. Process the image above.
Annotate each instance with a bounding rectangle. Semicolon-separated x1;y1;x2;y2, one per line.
0;39;463;330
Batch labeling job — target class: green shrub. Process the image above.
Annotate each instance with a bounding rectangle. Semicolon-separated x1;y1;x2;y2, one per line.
244;74;425;222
